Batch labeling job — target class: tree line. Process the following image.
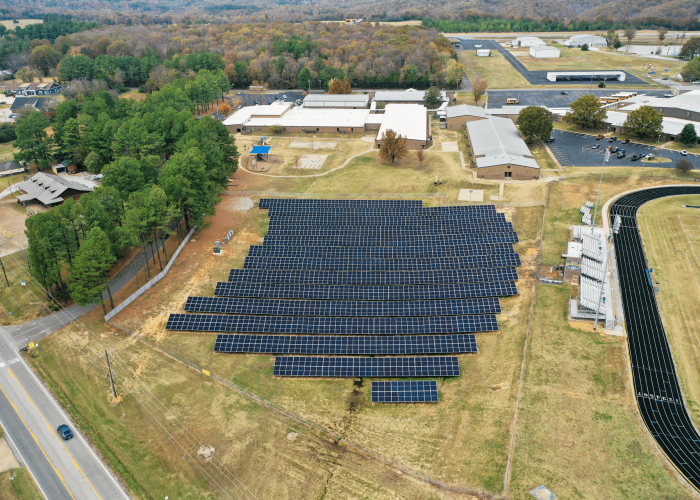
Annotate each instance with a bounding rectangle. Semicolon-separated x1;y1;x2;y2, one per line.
21;83;238;309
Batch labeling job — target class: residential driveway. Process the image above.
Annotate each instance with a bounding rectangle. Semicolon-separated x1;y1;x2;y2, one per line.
548;129;700;168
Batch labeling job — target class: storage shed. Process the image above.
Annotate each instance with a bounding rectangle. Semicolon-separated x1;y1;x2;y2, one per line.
529;46;561;58
476;49;491;57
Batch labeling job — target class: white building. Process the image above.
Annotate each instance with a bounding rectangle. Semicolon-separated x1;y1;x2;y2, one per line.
515;36;546;47
375;104;428;150
563;34;607;47
303;94;369;109
476;49;491;57
617;45;682;57
530;46;561;58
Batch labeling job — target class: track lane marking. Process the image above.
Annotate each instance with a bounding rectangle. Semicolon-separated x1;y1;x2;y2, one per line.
8;369;104;500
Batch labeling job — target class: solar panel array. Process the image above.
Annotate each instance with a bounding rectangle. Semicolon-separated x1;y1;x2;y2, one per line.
372;381;439;403
166;199;521;402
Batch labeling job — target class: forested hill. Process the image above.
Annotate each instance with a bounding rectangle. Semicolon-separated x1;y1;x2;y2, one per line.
4;0;698;31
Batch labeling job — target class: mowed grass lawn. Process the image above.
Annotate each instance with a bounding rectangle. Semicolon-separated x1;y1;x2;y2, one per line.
0;468;43;499
638;196;700;431
517;44;685;83
461;49;530;89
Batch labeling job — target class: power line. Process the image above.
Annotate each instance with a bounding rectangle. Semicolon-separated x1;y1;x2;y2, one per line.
1;249;259;500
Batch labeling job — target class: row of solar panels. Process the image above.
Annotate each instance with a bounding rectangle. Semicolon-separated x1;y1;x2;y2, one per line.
214;281;519;300
372;381;438;403
265;225;514;238
248;243;515;259
227;268;519;285
243;254;521;271
260;234;520;246
267;215;508;227
184;297;501;316
213;334;478;354
166;314;499;334
272;356;460;377
259;199;425;209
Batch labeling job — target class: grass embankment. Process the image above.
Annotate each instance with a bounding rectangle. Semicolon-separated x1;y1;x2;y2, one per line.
638;196;700;431
0;468;43;499
0;252;56;325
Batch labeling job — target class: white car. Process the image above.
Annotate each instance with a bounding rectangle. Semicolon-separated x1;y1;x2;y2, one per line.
474;44;482;48
644;154;654;160
237;91;242;95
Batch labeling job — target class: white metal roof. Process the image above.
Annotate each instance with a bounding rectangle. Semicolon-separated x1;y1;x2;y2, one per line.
445;104;487;119
223;105;260;126
475;154;539;170
304;94;369;102
373;90;447;103
485;105;531;116
246;108;370;129
16;172;92;205
530;46;560;53
251;101;293;116
604;110;699;136
376;104;427;143
651;90;700;114
566;34;606;42
466;116;532;158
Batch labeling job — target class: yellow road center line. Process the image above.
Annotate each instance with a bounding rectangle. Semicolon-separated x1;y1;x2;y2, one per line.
8;368;104;500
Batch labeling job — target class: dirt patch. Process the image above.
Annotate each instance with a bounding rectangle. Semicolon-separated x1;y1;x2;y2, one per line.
221;196;254;211
0;437;19;472
0;197;31;257
290;140;337;149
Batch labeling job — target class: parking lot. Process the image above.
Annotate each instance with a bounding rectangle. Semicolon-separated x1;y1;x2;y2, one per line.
548;129;699;168
230;91;306;107
487;89;669;108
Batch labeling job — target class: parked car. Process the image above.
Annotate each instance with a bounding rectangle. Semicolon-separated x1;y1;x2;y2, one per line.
681;150;689;156
57;424;73;440
617;152;626;159
283;95;287;99
595;135;605;140
561;91;568;95
623;139;630;144
608;136;617;142
237;91;242;95
591;145;600;149
546;137;555;143
631;154;640;161
237;104;242;109
644;154;654;160
610;147;619;153
618;149;626;154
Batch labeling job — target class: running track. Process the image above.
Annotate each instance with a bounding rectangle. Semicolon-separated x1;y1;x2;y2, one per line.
611;186;700;491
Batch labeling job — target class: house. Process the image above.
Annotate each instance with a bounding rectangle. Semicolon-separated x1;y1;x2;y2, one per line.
530;46;560;58
563;35;607;48
15;172;93;207
515;36;546;47
466;116;539;180
3;81;62;96
0;160;24;178
375;104;428;150
10;96;58;114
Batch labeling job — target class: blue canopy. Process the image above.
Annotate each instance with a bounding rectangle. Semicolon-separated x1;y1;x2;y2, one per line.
250;145;271;155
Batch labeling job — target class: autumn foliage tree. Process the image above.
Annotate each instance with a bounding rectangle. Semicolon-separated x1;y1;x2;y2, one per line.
416;148;426;167
472;75;488;106
328;77;352;94
379;129;408;164
220;103;232;116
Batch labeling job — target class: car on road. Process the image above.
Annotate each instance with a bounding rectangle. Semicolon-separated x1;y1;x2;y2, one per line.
57;424;73;440
681;150;688;156
608;136;617;142
591;145;600;149
546;137;555;143
610;147;619;153
617;152;626;159
631;154;640;161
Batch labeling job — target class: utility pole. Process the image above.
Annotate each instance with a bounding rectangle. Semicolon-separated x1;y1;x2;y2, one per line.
104;349;118;404
0;255;8;286
594;235;611;330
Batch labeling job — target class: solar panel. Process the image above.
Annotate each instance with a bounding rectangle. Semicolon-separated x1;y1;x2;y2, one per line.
273;356;460;377
184;297;501;316
226;268;520;285
265;225;514;237
267;215;508;226
372;381;439;403
243;254;522;271
260;233;520;246
247;243;515;259
214;334;478;354
166;313;499;334
214;281;519;300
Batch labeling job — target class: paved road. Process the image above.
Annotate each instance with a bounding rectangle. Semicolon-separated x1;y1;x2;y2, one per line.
548;130;699;168
487;89;670;108
457;39;649;86
611;186;700;492
0;326;130;499
6;235;172;347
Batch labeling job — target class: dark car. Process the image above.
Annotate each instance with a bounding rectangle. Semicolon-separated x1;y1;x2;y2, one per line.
608;136;617;142
610;147;619;153
546;137;555;143
623;139;630;144
618;149;626;154
561;91;568;95
631;154;640;161
57;424;73;440
617;152;626;159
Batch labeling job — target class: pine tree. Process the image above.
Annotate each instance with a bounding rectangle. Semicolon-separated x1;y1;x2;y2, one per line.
13;111;55;170
679;123;698;146
69;227;116;309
